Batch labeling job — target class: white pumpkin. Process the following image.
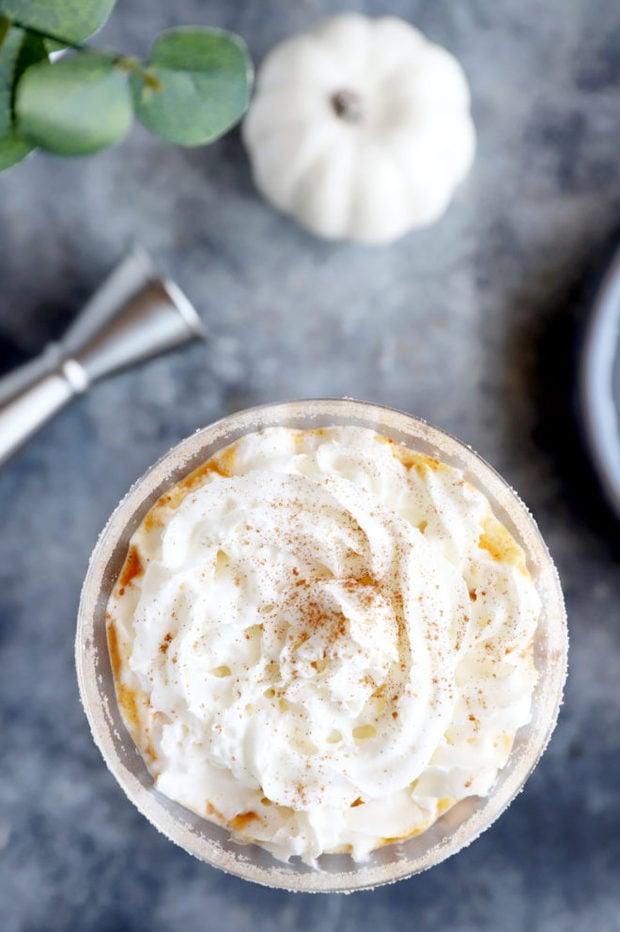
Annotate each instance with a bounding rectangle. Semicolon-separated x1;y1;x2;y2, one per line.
242;14;476;244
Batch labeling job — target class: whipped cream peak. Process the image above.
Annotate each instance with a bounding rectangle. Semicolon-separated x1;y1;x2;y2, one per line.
108;426;540;864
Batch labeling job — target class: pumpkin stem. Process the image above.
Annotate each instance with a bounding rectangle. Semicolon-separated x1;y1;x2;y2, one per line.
330;90;363;123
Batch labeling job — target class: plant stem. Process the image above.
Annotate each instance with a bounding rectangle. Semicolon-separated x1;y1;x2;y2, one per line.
7;19;161;91
331;90;363;123
5;20;162;95
7;19;83;50
114;56;162;90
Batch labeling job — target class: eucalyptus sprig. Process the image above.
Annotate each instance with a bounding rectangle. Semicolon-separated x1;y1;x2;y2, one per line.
0;0;253;172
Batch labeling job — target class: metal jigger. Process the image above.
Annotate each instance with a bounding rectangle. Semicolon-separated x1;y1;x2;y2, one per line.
0;247;205;466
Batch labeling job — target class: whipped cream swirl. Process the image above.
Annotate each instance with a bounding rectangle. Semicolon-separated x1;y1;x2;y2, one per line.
108;427;540;863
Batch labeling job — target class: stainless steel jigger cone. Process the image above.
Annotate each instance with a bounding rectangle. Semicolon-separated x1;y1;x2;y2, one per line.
0;247;204;466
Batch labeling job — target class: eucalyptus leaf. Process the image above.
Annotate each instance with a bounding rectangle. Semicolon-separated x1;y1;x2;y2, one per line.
131;27;252;146
0;0;115;44
0;23;46;135
0;24;45;170
0;128;31;169
16;51;132;155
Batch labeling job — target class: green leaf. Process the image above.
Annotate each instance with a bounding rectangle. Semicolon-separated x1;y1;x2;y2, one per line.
131;27;253;146
0;24;46;170
0;0;115;44
0;128;31;169
16;51;132;155
0;24;47;137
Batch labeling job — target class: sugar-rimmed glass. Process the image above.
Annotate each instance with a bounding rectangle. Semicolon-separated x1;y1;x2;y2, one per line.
76;399;567;893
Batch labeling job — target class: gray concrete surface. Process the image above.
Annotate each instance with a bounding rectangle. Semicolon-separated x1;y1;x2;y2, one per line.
0;1;619;929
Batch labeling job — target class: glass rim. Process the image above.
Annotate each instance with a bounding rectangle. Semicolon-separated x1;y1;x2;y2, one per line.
76;398;568;893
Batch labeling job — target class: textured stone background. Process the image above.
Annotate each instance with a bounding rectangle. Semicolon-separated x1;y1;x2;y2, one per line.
1;1;619;929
